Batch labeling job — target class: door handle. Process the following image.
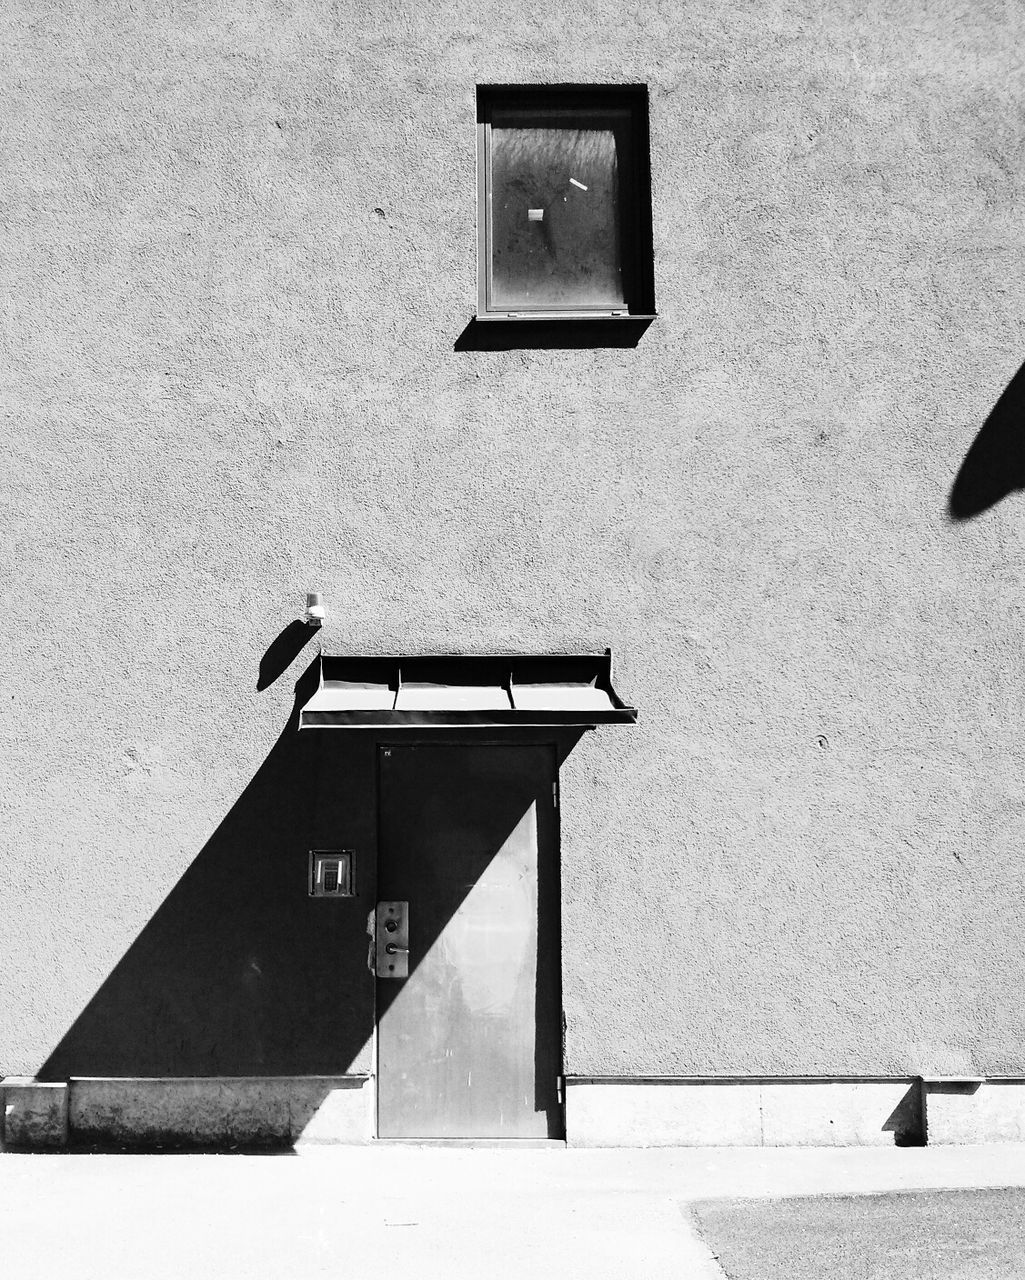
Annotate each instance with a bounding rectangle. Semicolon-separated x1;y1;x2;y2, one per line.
375;901;409;978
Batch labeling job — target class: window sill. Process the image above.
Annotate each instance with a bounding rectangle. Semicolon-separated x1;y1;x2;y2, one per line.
456;312;655;351
473;312;657;323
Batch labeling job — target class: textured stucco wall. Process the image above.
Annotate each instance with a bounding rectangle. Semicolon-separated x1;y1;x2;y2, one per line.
3;0;1025;1079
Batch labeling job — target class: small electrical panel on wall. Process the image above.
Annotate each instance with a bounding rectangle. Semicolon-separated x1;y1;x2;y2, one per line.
308;850;355;898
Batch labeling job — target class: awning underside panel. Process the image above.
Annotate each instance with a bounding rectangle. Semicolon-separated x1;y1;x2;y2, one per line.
299;654;637;728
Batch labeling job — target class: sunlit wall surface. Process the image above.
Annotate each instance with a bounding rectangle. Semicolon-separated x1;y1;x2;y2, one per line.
2;0;1025;1084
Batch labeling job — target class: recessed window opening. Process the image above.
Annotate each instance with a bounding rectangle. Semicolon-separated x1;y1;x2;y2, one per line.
476;85;655;321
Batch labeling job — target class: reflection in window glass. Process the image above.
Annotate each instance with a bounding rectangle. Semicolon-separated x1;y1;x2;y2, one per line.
489;110;630;311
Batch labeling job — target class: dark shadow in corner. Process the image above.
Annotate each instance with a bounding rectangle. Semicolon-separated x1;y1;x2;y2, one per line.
454;316;653;351
881;1082;926;1146
949;360;1025;520
257;619;316;691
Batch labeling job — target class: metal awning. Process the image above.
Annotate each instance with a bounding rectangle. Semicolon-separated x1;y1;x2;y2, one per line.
298;652;637;728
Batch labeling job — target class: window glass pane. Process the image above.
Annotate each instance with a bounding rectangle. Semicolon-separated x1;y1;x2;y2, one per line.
489;108;630;310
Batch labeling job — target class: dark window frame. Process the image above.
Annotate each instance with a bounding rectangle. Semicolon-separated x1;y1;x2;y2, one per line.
475;84;656;323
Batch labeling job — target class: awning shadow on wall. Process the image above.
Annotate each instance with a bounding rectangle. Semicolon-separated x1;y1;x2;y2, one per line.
36;656;586;1147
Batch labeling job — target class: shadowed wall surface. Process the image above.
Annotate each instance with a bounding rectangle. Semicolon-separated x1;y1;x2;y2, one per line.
3;0;1025;1080
35;699;378;1080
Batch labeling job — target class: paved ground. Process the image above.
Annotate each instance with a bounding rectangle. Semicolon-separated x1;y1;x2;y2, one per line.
694;1187;1025;1280
4;1145;1025;1279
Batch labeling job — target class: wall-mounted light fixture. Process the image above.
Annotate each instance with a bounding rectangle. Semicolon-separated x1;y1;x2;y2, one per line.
305;591;325;627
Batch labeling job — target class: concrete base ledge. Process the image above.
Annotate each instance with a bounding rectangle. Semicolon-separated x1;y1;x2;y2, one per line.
6;1075;1025;1148
925;1079;1025;1144
565;1078;922;1147
565;1078;1025;1147
65;1076;372;1148
2;1078;69;1149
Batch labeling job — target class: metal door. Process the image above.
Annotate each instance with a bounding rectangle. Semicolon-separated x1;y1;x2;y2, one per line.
375;743;562;1139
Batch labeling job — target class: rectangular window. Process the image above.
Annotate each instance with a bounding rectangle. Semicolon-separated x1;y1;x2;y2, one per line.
476;86;655;321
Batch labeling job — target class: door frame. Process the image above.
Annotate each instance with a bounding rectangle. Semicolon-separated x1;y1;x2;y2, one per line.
371;734;565;1140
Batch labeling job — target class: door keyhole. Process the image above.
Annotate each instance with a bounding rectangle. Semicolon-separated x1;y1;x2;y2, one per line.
375;901;409;980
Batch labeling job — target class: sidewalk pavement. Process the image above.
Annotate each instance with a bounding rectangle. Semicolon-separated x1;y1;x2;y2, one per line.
3;1144;1025;1280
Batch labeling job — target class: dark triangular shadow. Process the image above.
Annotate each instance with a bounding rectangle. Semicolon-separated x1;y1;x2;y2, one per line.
881;1082;925;1146
37;659;589;1145
39;661;375;1082
950;360;1025;520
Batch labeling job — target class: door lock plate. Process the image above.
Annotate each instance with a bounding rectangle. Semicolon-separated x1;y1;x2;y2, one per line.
375;901;409;979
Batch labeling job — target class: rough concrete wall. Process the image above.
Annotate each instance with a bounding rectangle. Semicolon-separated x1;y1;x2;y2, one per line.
3;0;1025;1078
32;720;378;1080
